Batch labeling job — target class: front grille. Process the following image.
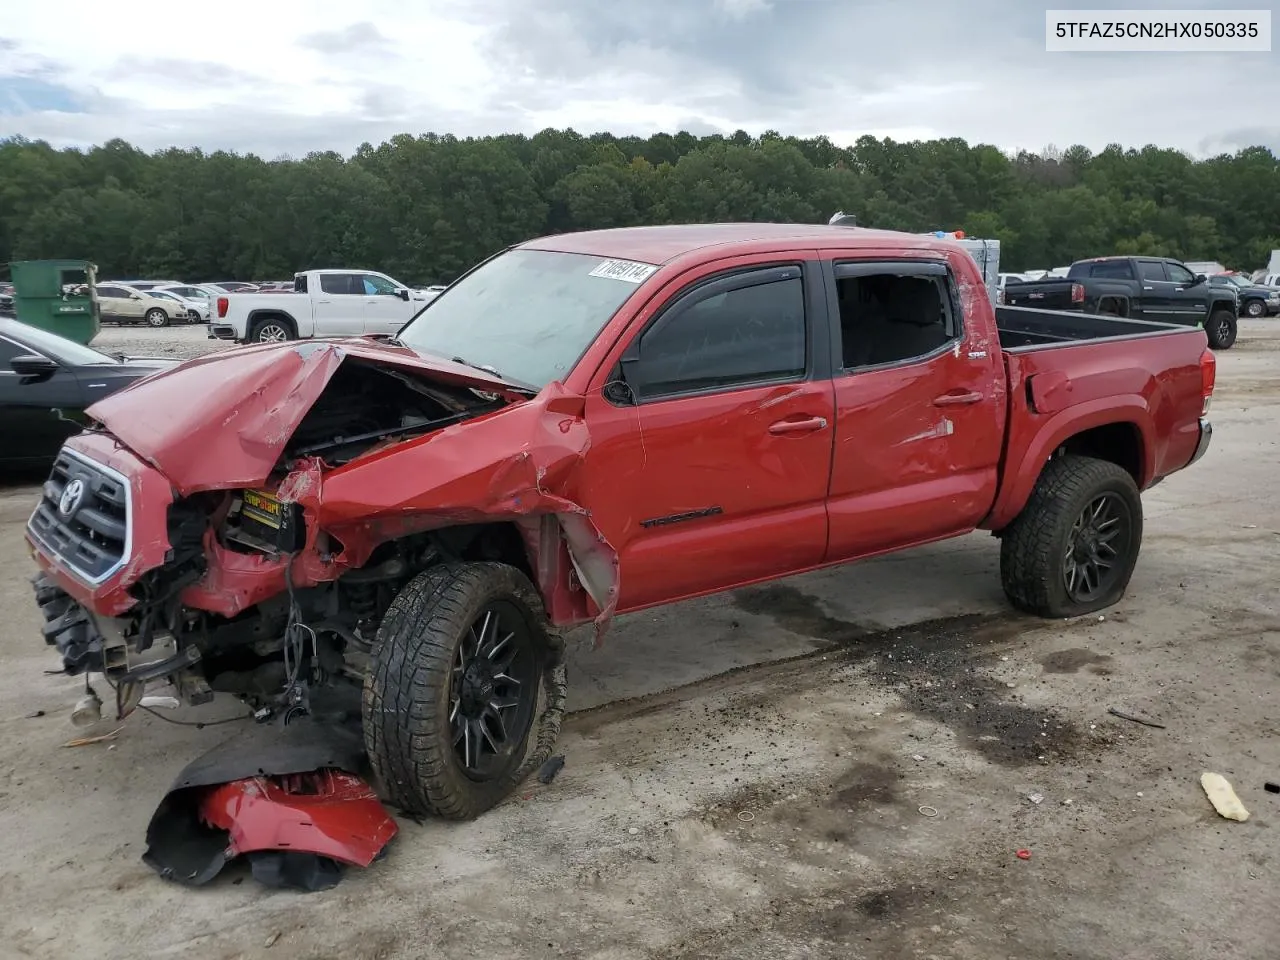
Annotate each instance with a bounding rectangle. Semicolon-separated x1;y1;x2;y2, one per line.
28;450;130;583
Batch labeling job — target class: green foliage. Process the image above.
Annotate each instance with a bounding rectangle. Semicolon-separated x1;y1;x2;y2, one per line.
0;129;1275;281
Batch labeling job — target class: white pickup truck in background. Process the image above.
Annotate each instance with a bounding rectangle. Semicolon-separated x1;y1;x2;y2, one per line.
208;269;441;343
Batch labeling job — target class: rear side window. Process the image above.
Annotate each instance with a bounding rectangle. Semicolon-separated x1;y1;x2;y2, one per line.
627;269;806;401
834;269;958;369
1090;260;1134;280
319;274;362;295
1138;261;1167;282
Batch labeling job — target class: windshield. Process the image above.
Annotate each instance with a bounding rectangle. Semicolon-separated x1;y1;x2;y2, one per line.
1224;276;1251;288
7;322;117;365
396;248;654;389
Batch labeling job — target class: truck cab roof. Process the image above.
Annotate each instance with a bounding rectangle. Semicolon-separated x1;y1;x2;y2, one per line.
520;223;957;265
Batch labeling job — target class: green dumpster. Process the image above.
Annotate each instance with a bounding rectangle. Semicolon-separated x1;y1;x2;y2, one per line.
9;260;101;345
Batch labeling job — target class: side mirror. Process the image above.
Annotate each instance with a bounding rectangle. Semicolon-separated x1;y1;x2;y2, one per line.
1193;274;1206;285
396;288;410;301
11;354;58;380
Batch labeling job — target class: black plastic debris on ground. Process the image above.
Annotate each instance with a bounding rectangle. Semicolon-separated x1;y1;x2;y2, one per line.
141;718;396;892
538;754;566;784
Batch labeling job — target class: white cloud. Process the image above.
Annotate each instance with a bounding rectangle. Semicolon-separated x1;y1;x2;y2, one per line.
0;0;1275;157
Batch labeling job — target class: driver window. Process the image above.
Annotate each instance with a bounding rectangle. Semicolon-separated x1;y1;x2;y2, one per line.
363;274;399;295
1166;263;1195;284
628;270;806;401
0;336;21;366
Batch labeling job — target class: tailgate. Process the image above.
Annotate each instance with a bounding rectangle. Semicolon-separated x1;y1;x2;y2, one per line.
1005;282;1075;309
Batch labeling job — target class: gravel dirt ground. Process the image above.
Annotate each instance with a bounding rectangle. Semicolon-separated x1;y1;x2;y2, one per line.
1;321;1278;960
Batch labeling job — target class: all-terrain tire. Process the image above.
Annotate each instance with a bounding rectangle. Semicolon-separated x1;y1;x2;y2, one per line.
363;562;566;819
999;455;1143;619
1205;309;1237;350
145;308;169;328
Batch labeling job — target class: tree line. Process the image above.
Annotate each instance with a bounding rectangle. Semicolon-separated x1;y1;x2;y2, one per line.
1;129;1276;284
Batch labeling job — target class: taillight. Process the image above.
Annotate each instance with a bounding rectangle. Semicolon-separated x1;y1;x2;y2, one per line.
1200;347;1216;415
216;296;228;318
1070;282;1084;304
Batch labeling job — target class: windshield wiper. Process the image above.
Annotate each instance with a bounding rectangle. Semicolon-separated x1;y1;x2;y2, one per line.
449;356;539;394
450;355;501;376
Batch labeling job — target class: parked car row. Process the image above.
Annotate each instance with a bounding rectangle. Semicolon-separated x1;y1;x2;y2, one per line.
208;269;444;342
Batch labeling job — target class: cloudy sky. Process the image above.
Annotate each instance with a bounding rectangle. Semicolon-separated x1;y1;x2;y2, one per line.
0;0;1275;158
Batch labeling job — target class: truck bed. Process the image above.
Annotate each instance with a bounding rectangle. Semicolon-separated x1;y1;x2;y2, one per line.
994;304;1188;350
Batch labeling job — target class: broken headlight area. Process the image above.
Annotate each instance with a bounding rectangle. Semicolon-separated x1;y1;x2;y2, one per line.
142;719;397;892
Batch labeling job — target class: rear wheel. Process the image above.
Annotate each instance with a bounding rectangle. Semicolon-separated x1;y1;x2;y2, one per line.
363;562;566;819
145;308;169;328
999;455;1143;619
1204;309;1237;349
248;316;295;343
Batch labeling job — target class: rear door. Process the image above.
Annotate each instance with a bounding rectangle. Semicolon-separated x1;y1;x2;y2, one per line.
577;255;835;611
821;254;1005;560
313;273;367;336
1134;260;1178;322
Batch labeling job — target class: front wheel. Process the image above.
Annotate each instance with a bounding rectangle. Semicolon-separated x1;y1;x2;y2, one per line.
999;455;1143;619
363;563;566;819
1244;299;1265;318
145;308;169;328
1205;309;1237;349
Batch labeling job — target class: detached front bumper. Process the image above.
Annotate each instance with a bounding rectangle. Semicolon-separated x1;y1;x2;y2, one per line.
1188;417;1212;466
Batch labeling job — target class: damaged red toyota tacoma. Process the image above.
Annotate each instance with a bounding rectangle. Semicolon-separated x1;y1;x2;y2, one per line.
27;222;1215;819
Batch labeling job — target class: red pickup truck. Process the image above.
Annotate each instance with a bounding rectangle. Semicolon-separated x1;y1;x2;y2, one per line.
27;222;1214;820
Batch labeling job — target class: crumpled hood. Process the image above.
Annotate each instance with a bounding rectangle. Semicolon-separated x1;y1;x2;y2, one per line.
84;338;527;494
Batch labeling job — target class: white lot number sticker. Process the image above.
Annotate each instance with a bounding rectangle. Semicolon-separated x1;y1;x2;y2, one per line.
588;258;658;283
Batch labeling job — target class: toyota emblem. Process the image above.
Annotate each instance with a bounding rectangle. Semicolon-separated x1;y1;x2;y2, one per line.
58;479;85;517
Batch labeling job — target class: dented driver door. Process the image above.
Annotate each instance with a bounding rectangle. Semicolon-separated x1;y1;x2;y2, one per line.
577;255;836;612
821;252;1005;561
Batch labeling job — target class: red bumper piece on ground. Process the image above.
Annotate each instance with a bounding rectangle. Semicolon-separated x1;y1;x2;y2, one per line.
142;720;398;892
201;769;398;870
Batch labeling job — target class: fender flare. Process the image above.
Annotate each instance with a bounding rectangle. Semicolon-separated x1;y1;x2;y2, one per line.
984;395;1153;531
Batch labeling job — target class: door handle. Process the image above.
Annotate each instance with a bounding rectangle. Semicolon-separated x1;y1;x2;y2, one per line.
768;416;828;435
933;391;982;406
316;299;331;303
